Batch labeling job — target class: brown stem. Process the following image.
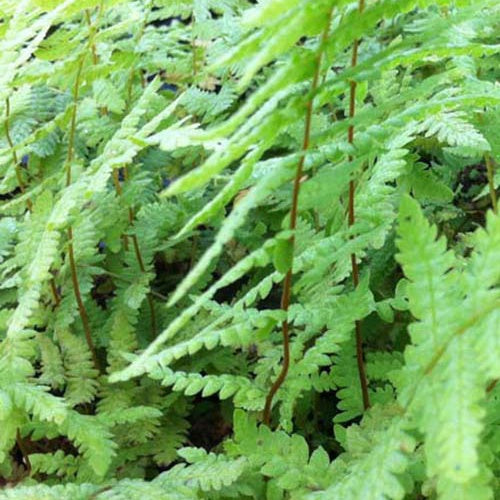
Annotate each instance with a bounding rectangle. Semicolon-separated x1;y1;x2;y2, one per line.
126;71;135;111
84;10;99;66
478;112;497;214
64;6;104;372
4;98;32;211
130;229;145;269
85;8;108;115
189;234;199;270
5;99;61;304
192;26;198;79
263;11;333;426
112;167;157;338
130;228;157;338
66;0;104;180
485;154;497;214
125;4;150;110
146;293;158;337
65;59;85;186
103;269;168;301
15;430;31;476
347;0;370;411
67;255;99;372
67;228;100;371
50;278;61;307
89;486;113;499
112;169;129;250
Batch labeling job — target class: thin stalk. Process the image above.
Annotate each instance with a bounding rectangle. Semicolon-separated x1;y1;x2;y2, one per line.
4;98;32;211
263;11;333;427
485;154;497;213
126;72;135;111
129;211;158;338
64;3;104;183
487;379;497;393
84;10;99;65
67;228;99;370
111;169;129;250
112;166;157;338
189;234;199;270
49;278;61;307
65;4;104;372
125;2;150;111
5;98;60;304
64;55;85;185
89;486;113;499
112;5;159;338
15;430;31;476
484;155;497;393
85;9;108;115
192;16;198;79
347;0;370;411
132;237;158;338
102;269;168;301
86;23;154;336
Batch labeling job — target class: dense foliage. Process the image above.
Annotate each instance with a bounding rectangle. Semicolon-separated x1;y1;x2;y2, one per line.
0;0;499;498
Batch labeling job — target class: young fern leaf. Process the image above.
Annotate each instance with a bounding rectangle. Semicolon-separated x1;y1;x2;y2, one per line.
262;5;334;427
396;196;499;495
309;418;414;500
346;0;371;412
110;240;277;382
1;0;500;496
167;150;294;307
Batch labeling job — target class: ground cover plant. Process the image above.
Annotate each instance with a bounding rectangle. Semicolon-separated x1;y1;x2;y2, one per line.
0;0;499;498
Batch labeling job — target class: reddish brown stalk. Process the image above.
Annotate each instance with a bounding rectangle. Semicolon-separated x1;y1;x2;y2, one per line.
484;155;498;392
129;215;158;338
192;32;198;78
126;72;135;112
125;5;150;111
96;3;156;337
111;169;130;251
485;154;497;214
5;98;61;305
263;11;333;426
67;227;100;370
65;58;85;186
15;430;31;476
112;167;157;338
84;10;99;66
347;0;371;411
4;98;32;211
487;379;497;393
192;43;198;78
64;7;104;372
85;9;108;115
89;486;113;499
49;278;61;307
134;248;158;337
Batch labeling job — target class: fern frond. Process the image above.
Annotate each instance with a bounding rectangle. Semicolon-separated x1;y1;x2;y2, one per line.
396;196;498;492
310;409;414;500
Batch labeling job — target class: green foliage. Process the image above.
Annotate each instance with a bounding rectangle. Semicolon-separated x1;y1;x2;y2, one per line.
0;0;499;498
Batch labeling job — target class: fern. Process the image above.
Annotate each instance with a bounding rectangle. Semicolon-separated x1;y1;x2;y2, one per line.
0;0;499;498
